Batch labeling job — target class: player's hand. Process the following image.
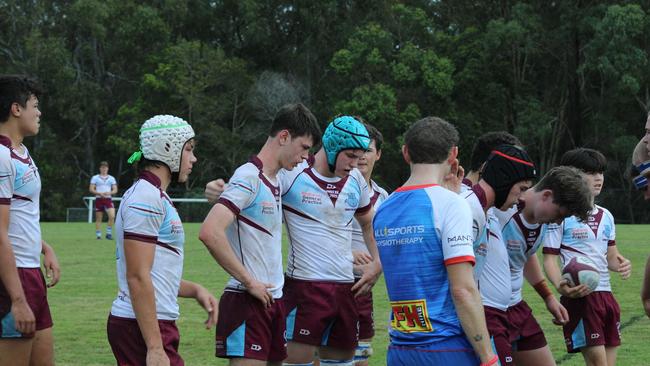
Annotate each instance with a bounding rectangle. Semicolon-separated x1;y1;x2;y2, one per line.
351;260;382;297
245;279;274;308
643;298;650;318
146;347;170;366
544;296;569;325
43;245;61;287
557;280;591;298
442;159;464;194
352;250;372;265
616;254;632;279
11;298;35;335
194;285;218;329
205;179;226;205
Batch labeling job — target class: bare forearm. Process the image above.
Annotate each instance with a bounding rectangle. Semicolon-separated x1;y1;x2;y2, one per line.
178;279;199;298
0;238;26;302
543;254;563;289
642;256;650;302
127;274;163;349
452;286;493;362
201;232;254;287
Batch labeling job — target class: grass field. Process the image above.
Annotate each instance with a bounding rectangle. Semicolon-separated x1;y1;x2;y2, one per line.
43;223;650;365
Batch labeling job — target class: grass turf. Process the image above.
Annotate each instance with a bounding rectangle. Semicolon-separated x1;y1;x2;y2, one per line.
42;223;650;365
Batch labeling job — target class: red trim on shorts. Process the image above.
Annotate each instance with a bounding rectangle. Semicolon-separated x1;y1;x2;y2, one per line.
0;198;10;205
445;256;476;266
217;197;240;216
607;240;616;247
542;247;560;255
491;150;534;166
395;184;439;192
124;232;158;244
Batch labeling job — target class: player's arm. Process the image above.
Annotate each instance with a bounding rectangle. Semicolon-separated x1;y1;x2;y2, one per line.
198;203;274;307
542;253;590;298
110;183;118;196
89;183;99;195
204;179;226;205
606;244;631;280
642;256;650;318
123;238;168;364
447;262;498;365
0;204;35;334
351;207;382;296
41;240;60;287
524;255;567;324
178;280;218;329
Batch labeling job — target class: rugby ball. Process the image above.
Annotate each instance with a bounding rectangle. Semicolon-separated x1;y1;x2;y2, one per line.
561;256;600;291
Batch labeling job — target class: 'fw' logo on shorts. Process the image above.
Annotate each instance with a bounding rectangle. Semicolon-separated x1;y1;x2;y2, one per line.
390;299;433;333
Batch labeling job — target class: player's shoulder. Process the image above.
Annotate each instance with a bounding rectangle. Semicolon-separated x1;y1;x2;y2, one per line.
126;178;164;207
596;204;614;221
232;161;260;179
371;180;389;198
348;168;366;186
427;185;469;210
108;175;117;182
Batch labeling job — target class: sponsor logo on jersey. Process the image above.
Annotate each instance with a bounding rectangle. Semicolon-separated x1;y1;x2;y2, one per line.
390;299;433;333
261;201;276;215
506;239;524;252
571;228;589;240
301;192;322;205
375;225;425;237
170;219;184;235
344;192;359;208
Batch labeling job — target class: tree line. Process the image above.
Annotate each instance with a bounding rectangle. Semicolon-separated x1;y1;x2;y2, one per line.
1;0;649;222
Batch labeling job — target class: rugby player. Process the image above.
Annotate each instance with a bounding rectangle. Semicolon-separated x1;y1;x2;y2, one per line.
89;161;117;239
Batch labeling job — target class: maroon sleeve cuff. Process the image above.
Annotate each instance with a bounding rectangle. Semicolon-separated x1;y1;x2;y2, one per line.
218;197;240;216
124;232;158;244
542;247;560;255
355;203;372;215
607;240;616;247
0;197;10;205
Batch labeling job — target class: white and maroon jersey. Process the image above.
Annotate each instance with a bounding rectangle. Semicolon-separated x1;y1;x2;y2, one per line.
218;156;283;299
461;184;488;278
351;180;388;253
111;171;185;320
90;174;117;197
0;136;42;268
280;158;372;282
543;205;616;292
501;210;547;306
478;209;511;311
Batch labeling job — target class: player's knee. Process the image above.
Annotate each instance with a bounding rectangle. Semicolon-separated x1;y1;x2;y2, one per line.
319;359;354;366
353;341;372;365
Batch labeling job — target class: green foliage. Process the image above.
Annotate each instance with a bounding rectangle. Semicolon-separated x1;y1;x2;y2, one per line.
0;0;648;221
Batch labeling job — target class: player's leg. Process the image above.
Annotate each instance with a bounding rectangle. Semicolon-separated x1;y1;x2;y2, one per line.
105;207;115;239
353;291;374;366
605;346;617;366
0;339;33;366
513;346;556;366
316;283;359;366
318;346;354;365
94;210;103;239
28;327;54;366
484;306;514;366
580;345;608;366
286;342;318;364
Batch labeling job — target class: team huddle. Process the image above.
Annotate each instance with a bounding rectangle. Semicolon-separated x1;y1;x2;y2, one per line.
1;74;649;366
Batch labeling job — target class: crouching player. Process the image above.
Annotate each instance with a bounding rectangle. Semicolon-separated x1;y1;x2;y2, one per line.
374;117;497;365
500;166;592;365
199;103;321;365
107;115;218;366
543;148;632;366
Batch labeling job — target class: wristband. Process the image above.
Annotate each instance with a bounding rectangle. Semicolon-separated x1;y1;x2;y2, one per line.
533;279;553;299
480;355;499;366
